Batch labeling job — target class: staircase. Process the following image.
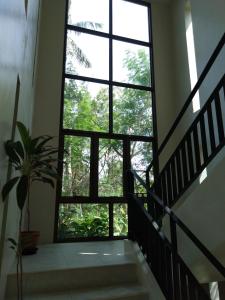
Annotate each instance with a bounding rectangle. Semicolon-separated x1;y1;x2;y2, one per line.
4;29;225;300
5;241;160;300
129;32;225;300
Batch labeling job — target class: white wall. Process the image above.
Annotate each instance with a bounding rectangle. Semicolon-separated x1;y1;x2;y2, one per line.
163;150;225;283
0;0;40;296
191;0;225;106
151;1;176;146
161;0;225;283
29;0;176;244
30;0;66;244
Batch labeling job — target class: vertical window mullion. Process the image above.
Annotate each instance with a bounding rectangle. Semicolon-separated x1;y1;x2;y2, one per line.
148;5;158;180
109;203;114;238
123;138;131;198
90;137;99;200
109;0;113;134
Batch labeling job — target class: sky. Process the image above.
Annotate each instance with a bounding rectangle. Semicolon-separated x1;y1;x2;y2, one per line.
65;0;152;171
67;0;150;95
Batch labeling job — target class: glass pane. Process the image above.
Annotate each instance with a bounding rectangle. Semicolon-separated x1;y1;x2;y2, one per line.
113;87;152;136
113;204;128;236
113;40;151;86
58;203;109;239
63;79;109;132
62;136;90;196
68;0;109;33
113;0;149;42
131;141;152;170
131;142;153;193
98;139;123;196
66;30;109;80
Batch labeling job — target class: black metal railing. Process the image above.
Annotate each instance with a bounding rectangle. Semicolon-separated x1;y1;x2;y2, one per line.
128;170;225;300
154;74;225;209
147;32;225;173
145;32;225;212
127;32;225;300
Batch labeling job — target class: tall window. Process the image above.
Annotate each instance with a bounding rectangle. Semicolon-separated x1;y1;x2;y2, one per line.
55;0;156;241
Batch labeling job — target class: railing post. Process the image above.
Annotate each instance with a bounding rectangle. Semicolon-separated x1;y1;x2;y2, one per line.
170;216;179;300
127;170;135;241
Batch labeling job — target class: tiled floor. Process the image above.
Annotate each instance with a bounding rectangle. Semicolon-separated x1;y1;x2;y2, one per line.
6;241;151;300
10;240;130;274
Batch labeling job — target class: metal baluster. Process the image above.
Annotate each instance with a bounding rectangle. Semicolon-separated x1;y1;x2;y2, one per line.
207;101;216;153
200;114;208;163
214;91;224;143
193;125;201;172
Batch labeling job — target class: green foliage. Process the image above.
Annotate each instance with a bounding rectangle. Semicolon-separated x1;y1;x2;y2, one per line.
1;122;60;213
113;204;128;236
58;204;109;238
60;49;152;237
62;136;90;196
58;203;128;239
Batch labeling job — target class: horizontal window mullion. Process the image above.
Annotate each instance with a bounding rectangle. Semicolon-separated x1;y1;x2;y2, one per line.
61;128;154;142
124;0;150;7
66;25;151;48
59;196;127;204
112;34;151;47
64;74;153;91
65;74;109;85
67;24;109;39
113;81;153;91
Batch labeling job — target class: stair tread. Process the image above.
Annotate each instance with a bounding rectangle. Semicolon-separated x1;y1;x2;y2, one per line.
20;284;148;300
9;259;135;275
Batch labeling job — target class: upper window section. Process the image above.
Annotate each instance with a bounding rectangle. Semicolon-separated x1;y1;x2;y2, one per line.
113;0;149;42
68;0;109;33
113;41;151;86
65;0;153;137
66;30;109;79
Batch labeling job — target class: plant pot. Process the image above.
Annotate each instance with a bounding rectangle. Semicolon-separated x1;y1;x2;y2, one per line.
21;231;40;255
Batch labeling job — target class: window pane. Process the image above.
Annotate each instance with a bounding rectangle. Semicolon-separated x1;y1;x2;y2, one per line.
113;41;151;86
99;139;123;196
62;136;90;196
131;141;152;170
58;204;109;239
66;30;109;80
113;87;152;136
113;0;149;42
113;204;128;236
63;79;109;132
131;141;152;193
68;0;109;33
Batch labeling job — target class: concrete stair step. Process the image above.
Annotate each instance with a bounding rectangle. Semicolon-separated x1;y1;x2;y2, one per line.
70;284;149;300
11;284;149;300
6;263;139;298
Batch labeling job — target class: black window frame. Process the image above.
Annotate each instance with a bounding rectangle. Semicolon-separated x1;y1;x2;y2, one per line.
54;0;158;242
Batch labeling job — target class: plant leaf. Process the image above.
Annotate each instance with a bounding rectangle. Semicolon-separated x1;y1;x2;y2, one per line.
4;141;20;164
2;177;20;201
8;238;17;246
14;141;24;159
16;175;28;210
40;169;60;180
35;136;53;153
17;121;31;153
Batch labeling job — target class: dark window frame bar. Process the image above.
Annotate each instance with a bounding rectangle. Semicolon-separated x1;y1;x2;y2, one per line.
65;74;153;92
62;129;154;142
66;25;152;48
54;0;158;242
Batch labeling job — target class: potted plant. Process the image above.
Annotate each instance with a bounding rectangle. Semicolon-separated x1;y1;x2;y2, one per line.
2;121;60;299
2;121;60;252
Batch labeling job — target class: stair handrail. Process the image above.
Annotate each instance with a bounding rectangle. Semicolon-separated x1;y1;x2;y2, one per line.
130;169;225;279
147;32;225;173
